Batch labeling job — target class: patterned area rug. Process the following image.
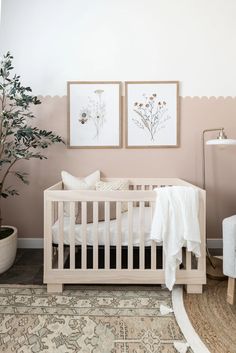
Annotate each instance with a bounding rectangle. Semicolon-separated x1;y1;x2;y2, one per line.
184;279;236;353
0;285;192;353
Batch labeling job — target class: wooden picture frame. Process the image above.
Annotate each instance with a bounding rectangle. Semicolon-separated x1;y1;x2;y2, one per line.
125;81;179;148
67;81;122;148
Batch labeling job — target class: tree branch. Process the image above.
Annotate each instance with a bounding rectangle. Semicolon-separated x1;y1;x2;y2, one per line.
0;157;18;193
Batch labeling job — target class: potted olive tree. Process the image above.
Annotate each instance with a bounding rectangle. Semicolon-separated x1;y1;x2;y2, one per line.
0;52;64;273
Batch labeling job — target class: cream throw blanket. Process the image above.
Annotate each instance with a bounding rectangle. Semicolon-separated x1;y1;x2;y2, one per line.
150;186;201;290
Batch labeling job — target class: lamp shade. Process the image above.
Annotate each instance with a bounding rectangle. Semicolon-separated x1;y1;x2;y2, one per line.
206;139;236;145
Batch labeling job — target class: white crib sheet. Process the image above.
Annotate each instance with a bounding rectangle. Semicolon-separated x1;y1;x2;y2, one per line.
52;207;155;246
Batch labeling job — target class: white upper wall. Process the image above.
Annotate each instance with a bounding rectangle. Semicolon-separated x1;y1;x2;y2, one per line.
0;0;236;97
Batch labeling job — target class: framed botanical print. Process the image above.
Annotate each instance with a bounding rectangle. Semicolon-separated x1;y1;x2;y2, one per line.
67;81;122;148
125;81;179;148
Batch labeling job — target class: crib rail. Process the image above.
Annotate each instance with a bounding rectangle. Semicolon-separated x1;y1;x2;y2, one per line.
44;178;206;293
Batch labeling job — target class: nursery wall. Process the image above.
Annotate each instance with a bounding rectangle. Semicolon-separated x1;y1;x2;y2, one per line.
1;0;236;241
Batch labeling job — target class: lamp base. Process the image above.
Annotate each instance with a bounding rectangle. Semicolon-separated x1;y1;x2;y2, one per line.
206;256;226;280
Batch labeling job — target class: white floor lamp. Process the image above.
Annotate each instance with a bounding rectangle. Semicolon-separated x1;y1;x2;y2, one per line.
202;127;236;279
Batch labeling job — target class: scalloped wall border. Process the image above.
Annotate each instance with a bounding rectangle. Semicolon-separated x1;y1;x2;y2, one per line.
36;95;236;100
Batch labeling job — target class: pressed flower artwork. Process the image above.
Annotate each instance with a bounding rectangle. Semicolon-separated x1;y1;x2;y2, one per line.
126;82;179;147
68;82;121;148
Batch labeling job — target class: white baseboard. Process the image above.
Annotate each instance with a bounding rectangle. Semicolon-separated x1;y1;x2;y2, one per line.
17;237;223;249
18;238;43;249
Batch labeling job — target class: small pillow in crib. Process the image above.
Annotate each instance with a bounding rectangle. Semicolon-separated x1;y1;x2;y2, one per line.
61;170;100;190
61;170;100;218
95;180;129;191
95;180;130;213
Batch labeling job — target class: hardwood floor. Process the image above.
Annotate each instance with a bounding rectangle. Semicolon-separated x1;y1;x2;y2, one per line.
0;249;43;284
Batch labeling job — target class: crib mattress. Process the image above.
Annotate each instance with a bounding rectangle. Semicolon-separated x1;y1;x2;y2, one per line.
52;207;155;246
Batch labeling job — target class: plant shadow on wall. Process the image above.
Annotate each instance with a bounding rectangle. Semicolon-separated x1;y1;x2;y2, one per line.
133;93;171;142
79;89;106;141
0;52;64;273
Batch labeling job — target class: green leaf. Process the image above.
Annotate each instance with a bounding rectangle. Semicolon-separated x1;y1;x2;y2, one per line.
0;51;64;204
14;171;29;185
0;159;11;166
0;193;9;199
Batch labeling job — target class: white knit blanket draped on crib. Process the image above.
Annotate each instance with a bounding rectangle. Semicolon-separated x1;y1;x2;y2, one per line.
150;186;201;291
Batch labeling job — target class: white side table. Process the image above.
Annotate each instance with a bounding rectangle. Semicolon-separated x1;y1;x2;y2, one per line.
223;215;236;304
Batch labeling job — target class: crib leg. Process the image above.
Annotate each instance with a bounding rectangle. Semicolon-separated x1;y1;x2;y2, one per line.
227;277;235;305
185;284;203;294
47;284;63;293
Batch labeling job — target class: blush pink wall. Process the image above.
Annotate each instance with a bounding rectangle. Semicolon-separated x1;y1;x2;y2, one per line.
2;96;236;239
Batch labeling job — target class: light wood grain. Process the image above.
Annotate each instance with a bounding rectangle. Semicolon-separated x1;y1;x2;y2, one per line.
128;202;133;269
186;251;192;271
81;202;87;269
150;201;156;270
44;198;53;272
186;284;203;294
58;202;64;269
69;202;75;269
198;189;206;272
44;269;206;285
46;178;201;191
93;202;99;270
105;201;110;269
139;201;145;270
47;284;63;293
44;178;206;293
116;202;122;269
227;277;235;305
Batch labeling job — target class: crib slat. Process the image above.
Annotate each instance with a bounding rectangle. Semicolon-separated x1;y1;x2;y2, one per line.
69;202;75;269
133;185;137;206
105;201;110;269
162;247;165;270
45;200;53;270
128;202;133;269
139;201;145;269
53;201;58;223
116;202;122;269
198;192;206;272
145;185;150;207
186;250;192;270
81;202;87;269
58;201;64;269
150;201;156;270
93;202;99;270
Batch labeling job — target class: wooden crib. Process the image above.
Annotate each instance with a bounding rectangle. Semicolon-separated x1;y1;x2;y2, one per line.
44;178;206;293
